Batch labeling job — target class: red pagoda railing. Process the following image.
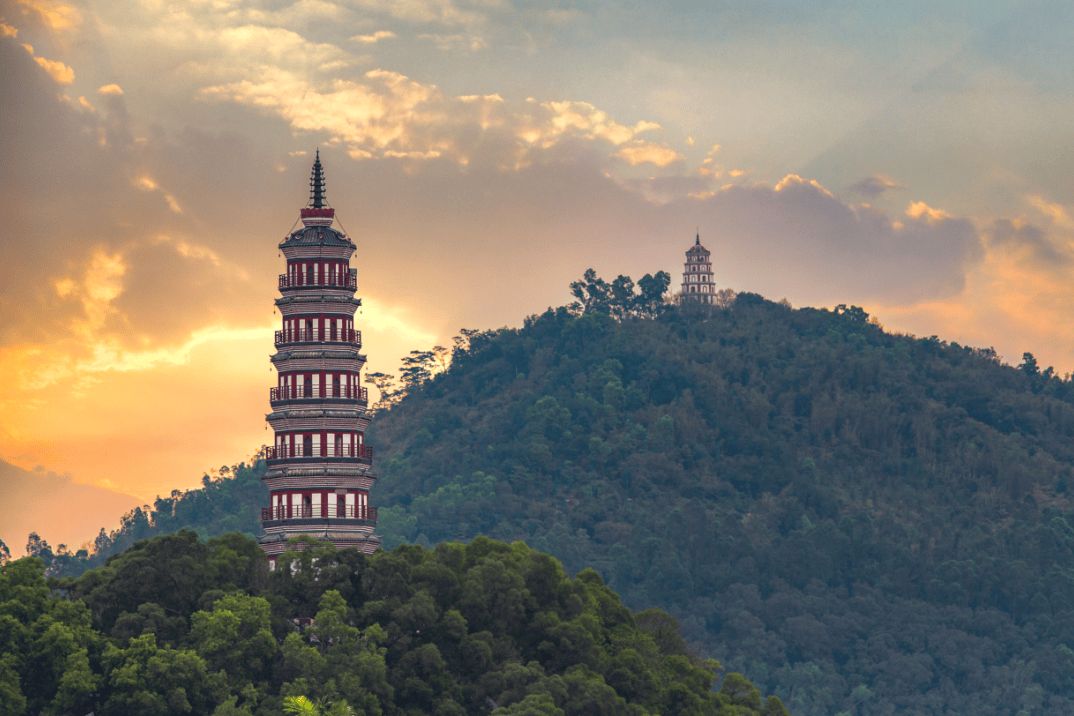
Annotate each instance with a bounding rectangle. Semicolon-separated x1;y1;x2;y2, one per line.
274;329;361;347
266;443;373;461
270;385;368;402
279;273;357;290
261;504;377;521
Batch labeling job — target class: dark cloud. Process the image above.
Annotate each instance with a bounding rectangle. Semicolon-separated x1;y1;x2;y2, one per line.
848;175;905;197
987;218;1066;266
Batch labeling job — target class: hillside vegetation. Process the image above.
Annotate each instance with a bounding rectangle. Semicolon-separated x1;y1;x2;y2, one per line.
16;272;1074;714
366;280;1074;715
2;532;785;716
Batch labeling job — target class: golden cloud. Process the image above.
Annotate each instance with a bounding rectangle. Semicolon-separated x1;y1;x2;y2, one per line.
906;200;952;224
98;83;123;95
615;143;684;167
33;54;73;83
774;174;830;196
351;30;396;43
17;0;81;30
202;69;670;169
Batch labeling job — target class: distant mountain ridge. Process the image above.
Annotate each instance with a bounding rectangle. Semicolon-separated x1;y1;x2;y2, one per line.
0;458;144;552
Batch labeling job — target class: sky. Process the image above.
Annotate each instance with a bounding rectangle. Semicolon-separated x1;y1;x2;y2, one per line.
2;0;1074;549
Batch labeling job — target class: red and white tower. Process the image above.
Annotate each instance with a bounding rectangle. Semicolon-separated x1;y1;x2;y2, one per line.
259;152;381;568
681;232;715;304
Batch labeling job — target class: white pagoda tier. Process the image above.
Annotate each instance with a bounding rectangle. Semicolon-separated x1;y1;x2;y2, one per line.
259;152;381;568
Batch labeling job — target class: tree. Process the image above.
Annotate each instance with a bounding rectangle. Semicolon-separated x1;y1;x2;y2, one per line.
364;372;401;412
569;269;612;315
400;350;436;389
715;288;736;308
1020;352;1040;376
191;593;276;688
634;271;671;317
100;633;227;716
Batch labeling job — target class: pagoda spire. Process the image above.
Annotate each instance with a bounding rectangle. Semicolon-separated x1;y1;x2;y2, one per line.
300;150;335;227
309;149;326;209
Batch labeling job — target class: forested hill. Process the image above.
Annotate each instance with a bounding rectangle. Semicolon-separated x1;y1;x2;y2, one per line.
19;279;1074;714
368;287;1074;715
7;532;788;715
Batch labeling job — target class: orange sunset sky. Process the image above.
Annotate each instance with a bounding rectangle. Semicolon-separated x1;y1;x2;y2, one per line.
2;0;1074;551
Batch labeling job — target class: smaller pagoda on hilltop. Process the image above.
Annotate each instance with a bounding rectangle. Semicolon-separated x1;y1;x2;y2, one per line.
681;231;715;304
258;152;381;569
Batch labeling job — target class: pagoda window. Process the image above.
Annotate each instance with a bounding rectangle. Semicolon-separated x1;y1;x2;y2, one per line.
303;435;312;457
346;492;355;518
344;433;352;455
335;433;343;455
291;493;301;518
312;492;321;517
337;495;346;518
306;264;314;285
304;375;313;398
333;376;340;397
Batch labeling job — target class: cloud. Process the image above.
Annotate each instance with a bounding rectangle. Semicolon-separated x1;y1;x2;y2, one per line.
351;30;396;43
1028;195;1074;230
849;175;905;197
23;44;74;83
98;83;123;95
663;176;982;304
906;200;951;223
201;69;668;170
133;175;183;213
987;218;1066;266
527;100;661;147
615;143;684;167
15;0;81;30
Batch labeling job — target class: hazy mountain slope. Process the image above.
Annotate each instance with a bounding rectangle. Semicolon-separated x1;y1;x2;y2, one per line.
0;458;144;552
366;293;1074;715
11;458;268;576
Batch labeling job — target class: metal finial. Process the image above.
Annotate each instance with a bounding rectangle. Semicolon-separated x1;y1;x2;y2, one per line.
309;149;326;209
696;228;700;246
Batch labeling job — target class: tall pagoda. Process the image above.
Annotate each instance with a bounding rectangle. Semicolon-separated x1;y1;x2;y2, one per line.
681;232;715;304
259;151;381;569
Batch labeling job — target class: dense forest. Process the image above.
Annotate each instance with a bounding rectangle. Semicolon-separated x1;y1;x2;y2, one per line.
0;531;785;716
10;270;1074;713
364;275;1074;715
